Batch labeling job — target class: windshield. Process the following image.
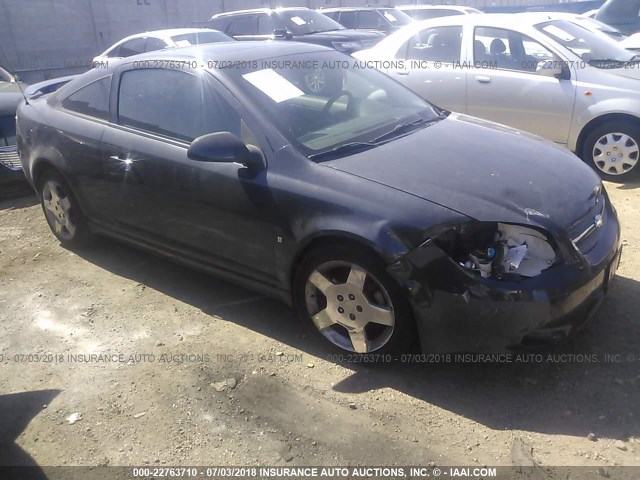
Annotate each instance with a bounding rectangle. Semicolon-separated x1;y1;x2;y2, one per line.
537;20;636;66
380;9;413;26
224;51;440;160
170;31;232;46
279;10;345;35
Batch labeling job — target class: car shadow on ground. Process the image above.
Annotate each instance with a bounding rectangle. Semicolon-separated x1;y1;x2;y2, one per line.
0;389;60;478
0;184;38;210
610;178;640;191
73;236;640;442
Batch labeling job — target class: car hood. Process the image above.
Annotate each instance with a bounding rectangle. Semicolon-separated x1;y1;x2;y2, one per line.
324;113;603;232
302;29;385;42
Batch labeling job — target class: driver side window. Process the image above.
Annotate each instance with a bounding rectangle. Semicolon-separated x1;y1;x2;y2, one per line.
118;69;241;142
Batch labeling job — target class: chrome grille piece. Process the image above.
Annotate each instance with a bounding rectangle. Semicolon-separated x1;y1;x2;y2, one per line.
569;190;606;255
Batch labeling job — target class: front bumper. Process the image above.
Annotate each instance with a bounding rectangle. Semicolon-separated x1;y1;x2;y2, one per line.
389;207;622;353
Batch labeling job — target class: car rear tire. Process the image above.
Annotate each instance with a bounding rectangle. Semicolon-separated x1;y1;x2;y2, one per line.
583;121;640;180
38;169;91;248
293;245;415;356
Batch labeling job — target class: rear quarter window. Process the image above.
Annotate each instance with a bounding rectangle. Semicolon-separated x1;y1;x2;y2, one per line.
61;76;111;121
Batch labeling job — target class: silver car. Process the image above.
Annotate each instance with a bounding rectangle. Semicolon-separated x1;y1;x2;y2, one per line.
355;13;640;179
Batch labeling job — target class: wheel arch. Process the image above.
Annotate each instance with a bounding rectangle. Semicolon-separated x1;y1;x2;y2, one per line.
31;159;89;216
576;113;640;159
288;231;392;292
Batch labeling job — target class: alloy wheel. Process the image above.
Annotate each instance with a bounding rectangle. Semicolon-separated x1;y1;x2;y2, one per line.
304;69;326;94
304;260;395;353
42;180;76;241
592;132;639;176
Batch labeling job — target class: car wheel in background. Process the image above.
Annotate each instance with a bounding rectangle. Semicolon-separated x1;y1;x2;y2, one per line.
294;245;415;356
583;122;640;180
38;169;91;247
300;68;343;96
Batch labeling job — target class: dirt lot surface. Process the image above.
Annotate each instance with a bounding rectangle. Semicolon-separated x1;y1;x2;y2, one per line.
0;179;639;473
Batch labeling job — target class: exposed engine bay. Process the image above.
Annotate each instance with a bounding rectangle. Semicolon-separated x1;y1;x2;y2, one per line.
436;223;558;279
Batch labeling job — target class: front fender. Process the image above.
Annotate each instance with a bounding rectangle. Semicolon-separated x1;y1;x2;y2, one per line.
569;97;640;152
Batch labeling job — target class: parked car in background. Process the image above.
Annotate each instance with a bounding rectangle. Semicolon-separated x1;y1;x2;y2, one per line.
208;8;384;53
92;28;233;65
320;7;413;35
355;13;640;179
208;8;384;94
596;0;640;35
397;5;482;21
1;67;27;184
16;42;621;355
529;13;640;52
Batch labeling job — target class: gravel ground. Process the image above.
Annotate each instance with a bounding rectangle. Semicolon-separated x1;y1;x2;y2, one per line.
0;179;639;473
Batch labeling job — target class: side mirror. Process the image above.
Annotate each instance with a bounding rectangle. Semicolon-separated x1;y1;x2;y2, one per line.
273;29;292;39
187;132;263;169
536;59;563;78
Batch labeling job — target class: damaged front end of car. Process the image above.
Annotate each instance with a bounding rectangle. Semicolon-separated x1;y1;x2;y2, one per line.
433;222;559;280
388;215;620;353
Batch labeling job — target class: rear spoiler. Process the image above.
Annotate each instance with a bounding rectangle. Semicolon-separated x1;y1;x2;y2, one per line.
24;74;79;99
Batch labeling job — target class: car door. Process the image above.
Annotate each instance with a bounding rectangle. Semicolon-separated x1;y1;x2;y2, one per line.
465;26;576;144
387;25;466;113
55;76;112;215
99;66;278;277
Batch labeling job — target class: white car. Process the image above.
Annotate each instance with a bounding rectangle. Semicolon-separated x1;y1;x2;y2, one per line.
92;28;233;65
397;5;482;21
354;13;640;179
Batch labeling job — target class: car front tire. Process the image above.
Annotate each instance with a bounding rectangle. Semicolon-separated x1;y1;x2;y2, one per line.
293;245;415;356
583;121;640;180
38;169;91;248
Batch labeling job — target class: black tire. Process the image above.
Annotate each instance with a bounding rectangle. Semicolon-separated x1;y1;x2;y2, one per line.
582;121;640;181
37;169;91;248
293;244;416;357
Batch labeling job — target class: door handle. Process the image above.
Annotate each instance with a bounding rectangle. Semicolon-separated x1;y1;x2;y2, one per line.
396;70;410;76
475;75;491;84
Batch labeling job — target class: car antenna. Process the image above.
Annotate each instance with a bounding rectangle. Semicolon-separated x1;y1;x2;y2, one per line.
0;45;29;105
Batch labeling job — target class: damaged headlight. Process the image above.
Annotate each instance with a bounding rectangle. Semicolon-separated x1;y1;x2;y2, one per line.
433;222;558;279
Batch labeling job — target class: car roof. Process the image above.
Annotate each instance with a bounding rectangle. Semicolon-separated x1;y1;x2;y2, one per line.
117;27;223;43
62;41;329;100
397;5;478;12
320;7;395;12
109;42;329;70
212;7;310;18
398;12;573;29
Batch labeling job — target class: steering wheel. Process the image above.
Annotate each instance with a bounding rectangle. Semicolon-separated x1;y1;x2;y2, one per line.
322;91;355;118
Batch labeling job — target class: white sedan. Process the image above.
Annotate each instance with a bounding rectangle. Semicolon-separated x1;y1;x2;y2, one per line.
354;13;640;179
92;28;233;65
